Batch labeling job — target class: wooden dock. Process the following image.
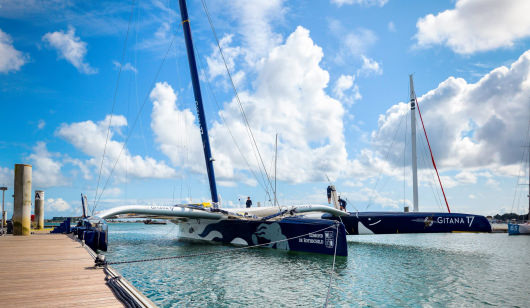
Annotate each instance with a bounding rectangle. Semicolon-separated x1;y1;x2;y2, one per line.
0;233;154;307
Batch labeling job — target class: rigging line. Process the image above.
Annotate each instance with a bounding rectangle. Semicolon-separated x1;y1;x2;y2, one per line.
510;121;530;214
106;224;337;265
415;96;451;213
403;109;408;209
417;126;445;212
366;110;407;210
193;45;273;201
93;0;137;215
324;223;340;308
94;35;178;207
133;5;150;158
199;0;277;198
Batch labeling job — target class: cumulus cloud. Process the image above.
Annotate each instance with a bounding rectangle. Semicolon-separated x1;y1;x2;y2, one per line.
206;34;243;83
415;0;530;54
57;115;176;181
358;55;382;76
331;0;388;7
42;26;97;74
229;0;285;65
151;27;347;185
28;142;67;188
333;74;361;105
47;198;71;212
0;28;27;73
369;50;530;178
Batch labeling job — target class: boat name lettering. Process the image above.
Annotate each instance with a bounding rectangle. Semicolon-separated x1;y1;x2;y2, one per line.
436;216;475;227
308;233;323;238
299;237;323;245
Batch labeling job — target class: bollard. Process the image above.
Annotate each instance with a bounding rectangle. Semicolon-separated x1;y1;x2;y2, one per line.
13;164;32;235
35;190;44;230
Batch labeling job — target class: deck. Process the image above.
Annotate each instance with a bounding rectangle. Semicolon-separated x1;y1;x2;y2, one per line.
0;233;152;307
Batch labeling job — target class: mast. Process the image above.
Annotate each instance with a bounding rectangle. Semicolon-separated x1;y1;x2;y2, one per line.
528;143;529;221
274;133;278;207
178;0;219;205
409;75;419;212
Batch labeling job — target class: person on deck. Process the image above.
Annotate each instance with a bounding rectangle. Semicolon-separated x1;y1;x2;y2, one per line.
327;185;332;204
338;196;347;212
246;196;252;208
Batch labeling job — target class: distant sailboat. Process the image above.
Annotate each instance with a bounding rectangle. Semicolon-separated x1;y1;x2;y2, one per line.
508;140;530;235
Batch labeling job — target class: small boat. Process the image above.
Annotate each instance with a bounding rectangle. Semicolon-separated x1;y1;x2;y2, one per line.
508;138;530;235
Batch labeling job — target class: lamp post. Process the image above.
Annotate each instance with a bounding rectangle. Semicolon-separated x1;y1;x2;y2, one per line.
0;186;7;236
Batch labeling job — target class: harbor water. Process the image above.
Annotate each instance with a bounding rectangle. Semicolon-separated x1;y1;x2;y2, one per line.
103;223;530;307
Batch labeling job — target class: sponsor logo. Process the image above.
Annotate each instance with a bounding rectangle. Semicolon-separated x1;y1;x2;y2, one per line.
324;231;335;249
424;216;434;227
436;216;475;227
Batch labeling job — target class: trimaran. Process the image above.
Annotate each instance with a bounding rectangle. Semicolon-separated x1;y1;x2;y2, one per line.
86;0;349;257
77;1;493;256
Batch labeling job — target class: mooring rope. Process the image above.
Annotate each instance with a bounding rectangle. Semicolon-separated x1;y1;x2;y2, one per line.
104;268;141;308
106;224;337;265
324;222;340;307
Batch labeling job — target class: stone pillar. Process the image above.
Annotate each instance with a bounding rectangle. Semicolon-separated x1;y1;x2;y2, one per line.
35;190;44;230
13;164;32;235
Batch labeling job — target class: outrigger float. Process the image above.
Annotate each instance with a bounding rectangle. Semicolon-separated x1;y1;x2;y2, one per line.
79;0;350;257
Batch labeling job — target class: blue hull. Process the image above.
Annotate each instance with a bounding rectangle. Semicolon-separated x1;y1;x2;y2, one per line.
178;217;348;256
324;212;491;235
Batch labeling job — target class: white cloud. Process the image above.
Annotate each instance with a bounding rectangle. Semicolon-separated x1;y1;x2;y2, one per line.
113;61;137;73
27;142;67;188
57;115;176;181
331;0;388;7
152;27;347;184
333;74;361;105
47;198;71;212
206;34;243;83
229;0;285;65
368;50;530;177
37;119;45;130
329;20;378;65
0;28;27;73
63;157;92;180
42;26;97;74
0;166;13;187
358;55;382;76
415;0;530;54
455;171;477;184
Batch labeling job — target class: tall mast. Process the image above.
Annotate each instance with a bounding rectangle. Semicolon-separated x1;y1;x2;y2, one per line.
409;75;419;212
528;143;529;221
178;0;219;205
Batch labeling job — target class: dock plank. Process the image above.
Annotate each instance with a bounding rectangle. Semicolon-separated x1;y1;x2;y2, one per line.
0;234;126;307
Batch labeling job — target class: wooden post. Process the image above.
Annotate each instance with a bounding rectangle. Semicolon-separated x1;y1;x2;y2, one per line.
13;164;32;235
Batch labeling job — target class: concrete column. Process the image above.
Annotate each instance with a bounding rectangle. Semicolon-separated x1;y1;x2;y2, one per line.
13;164;32;235
35;190;44;230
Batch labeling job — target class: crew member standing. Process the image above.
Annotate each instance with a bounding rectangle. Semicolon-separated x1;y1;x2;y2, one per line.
327;185;332;204
338;196;347;212
246;196;252;208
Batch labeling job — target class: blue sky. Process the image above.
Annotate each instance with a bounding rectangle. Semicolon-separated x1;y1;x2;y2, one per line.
1;0;529;218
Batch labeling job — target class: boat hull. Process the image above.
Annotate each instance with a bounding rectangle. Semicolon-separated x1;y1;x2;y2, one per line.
175;217;348;256
324;212;492;234
508;223;530;235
